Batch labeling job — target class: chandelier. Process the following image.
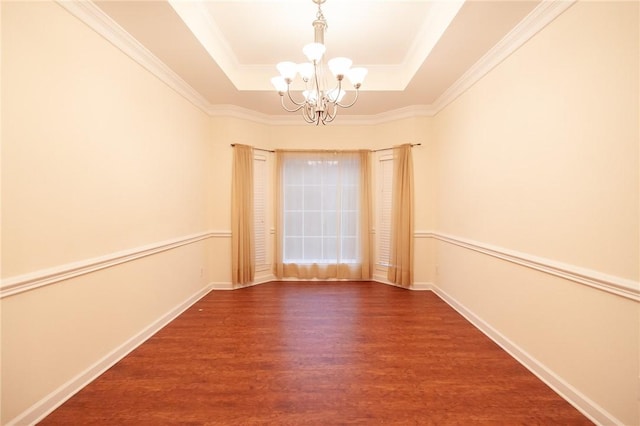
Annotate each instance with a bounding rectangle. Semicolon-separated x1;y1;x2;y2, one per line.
271;0;368;125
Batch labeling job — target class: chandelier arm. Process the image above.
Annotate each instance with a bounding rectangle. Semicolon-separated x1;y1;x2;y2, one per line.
302;104;316;124
324;102;338;123
315;104;325;125
280;95;306;113
336;87;360;109
285;87;308;107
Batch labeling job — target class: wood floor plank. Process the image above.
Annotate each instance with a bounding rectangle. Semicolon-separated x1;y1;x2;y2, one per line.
40;282;592;425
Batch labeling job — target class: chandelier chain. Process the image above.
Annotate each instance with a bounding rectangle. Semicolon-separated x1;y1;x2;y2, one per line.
316;3;326;28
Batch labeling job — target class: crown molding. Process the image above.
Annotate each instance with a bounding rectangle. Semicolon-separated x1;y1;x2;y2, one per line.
208;105;278;125
400;0;465;91
58;0;575;124
168;0;464;92
431;0;576;114
167;0;242;90
207;0;577;122
209;104;437;126
55;0;212;115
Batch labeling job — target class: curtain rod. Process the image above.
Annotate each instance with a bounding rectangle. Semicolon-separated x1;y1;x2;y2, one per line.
370;143;421;153
230;143;421;153
230;144;275;153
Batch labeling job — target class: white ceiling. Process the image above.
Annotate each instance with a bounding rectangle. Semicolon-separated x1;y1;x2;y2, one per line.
92;0;544;117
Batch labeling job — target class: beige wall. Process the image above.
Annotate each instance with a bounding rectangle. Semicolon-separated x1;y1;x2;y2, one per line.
432;1;638;424
1;1;212;422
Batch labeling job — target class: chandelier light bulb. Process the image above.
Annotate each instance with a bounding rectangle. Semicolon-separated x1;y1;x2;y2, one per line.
303;43;326;63
271;76;288;93
298;62;314;82
277;61;298;82
327;57;352;79
327;88;346;103
347;67;368;88
303;89;319;103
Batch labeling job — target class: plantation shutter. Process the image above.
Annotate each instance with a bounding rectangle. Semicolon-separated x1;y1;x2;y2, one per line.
254;155;268;270
377;156;393;267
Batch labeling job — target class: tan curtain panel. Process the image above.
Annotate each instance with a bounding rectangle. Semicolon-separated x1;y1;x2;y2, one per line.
359;150;373;280
387;144;414;287
274;150;371;280
231;144;255;285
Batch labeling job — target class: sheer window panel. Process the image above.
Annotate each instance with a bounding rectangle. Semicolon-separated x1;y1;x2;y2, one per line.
304;186;322;210
303;211;322;236
284;237;303;261
284;211;303;235
281;152;361;266
284;185;304;210
303;237;323;262
342;236;358;263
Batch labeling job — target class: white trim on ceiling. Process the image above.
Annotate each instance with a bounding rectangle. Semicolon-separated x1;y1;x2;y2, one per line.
400;0;465;91
209;104;436;126
430;0;576;114
56;0;212;115
168;0;465;91
56;0;575;125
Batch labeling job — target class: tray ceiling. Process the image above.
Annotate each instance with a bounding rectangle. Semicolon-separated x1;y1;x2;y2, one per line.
92;0;545;117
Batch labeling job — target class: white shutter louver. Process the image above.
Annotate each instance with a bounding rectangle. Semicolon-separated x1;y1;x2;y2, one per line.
377;156;393;267
253;155;268;270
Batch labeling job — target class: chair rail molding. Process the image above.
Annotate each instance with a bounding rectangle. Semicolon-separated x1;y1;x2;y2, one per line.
0;231;230;298
414;231;639;302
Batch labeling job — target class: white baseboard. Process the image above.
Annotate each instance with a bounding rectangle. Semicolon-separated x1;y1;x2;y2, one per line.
210;281;234;290
411;281;433;291
210;275;274;291
253;274;277;286
7;284;214;426
372;274;432;291
431;284;620;426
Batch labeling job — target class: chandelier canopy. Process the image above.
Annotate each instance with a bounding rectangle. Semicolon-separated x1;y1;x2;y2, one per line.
271;0;367;125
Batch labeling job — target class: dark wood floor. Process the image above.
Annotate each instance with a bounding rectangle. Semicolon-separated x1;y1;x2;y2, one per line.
41;281;591;425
